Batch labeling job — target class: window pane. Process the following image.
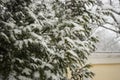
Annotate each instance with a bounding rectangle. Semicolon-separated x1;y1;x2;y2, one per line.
95;26;120;53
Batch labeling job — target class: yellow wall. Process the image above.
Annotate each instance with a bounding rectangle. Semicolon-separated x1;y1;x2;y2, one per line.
91;64;120;80
67;53;120;80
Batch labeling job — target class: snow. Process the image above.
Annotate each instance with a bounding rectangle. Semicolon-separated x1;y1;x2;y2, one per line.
30;32;42;40
71;22;84;30
22;68;31;75
44;70;61;80
44;70;51;79
33;71;40;78
14;40;23;49
67;50;78;58
41;62;53;69
64;37;76;47
1;21;15;29
18;76;32;80
23;26;32;32
27;7;40;24
15;58;24;63
0;32;10;42
14;29;22;34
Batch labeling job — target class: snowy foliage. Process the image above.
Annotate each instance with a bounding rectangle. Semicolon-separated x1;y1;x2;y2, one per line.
0;0;105;80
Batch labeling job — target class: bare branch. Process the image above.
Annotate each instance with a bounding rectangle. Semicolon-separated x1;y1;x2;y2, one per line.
110;9;120;15
90;23;120;33
109;0;112;5
100;25;120;33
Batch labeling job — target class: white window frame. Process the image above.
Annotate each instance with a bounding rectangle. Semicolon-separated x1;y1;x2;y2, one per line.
88;53;120;64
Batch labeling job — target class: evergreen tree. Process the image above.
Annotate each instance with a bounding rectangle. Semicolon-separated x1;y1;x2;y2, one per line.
0;0;103;80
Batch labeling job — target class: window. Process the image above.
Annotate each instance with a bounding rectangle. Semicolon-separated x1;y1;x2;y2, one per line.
95;26;120;53
89;0;120;64
95;0;120;53
89;26;120;64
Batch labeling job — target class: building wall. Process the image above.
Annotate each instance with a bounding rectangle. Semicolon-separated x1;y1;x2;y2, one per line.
89;53;120;80
91;64;120;80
